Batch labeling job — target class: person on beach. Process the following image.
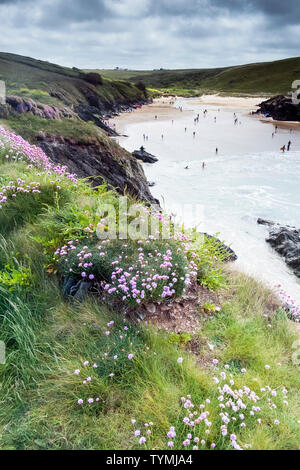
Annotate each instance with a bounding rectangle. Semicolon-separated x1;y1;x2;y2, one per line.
202;162;206;169
280;145;286;152
216;148;218;154
193;131;196;138
185;127;187;132
287;140;291;151
161;134;164;140
272;132;274;138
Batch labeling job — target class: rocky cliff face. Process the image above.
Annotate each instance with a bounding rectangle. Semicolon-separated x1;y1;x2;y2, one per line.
256;95;300;121
37;133;159;206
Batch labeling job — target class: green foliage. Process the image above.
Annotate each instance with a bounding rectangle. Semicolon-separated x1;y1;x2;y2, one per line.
10;87;61;105
1;114;102;143
188;233;229;291
203;302;216;313
0;264;33;291
168;332;192;346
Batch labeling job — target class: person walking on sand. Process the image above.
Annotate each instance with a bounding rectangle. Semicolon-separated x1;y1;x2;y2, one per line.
216;148;218;154
287;140;291;151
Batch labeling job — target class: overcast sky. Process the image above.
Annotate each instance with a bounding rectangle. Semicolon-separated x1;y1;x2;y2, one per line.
0;0;299;70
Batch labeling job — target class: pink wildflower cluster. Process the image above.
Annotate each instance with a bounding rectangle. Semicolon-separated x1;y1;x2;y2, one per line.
131;420;153;446
0;127;77;193
0;178;42;208
133;365;298;450
275;285;300;322
55;235;197;305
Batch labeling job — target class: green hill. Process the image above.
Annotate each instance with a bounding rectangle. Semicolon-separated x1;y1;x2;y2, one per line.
92;57;300;97
0;51;146;108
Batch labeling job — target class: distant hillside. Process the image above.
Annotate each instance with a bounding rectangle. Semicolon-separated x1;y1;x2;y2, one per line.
0;51;146;109
92;57;300;97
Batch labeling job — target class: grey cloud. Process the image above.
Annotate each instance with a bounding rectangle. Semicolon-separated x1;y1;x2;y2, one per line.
0;0;299;69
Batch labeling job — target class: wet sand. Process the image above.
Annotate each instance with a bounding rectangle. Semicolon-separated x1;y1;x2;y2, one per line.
112;97;192;135
188;94;268;110
113;94;300;134
259;117;300;131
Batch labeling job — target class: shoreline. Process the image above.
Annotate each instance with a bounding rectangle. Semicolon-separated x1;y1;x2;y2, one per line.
112;94;277;134
112;96;192;135
111;94;300;305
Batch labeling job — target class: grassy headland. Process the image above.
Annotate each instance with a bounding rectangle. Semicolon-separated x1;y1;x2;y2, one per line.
92;56;300;97
0;51;147;109
0;127;299;451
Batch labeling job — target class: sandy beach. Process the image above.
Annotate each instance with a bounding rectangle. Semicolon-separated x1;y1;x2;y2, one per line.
187;93;268;109
113;94;300;134
112;94;270;134
259;117;300;130
112;97;192;134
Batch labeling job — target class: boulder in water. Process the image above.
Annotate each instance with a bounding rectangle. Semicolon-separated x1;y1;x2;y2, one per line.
132;148;158;163
257;218;300;278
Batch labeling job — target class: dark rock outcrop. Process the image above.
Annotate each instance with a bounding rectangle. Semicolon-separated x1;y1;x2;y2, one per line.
37;133;159;206
257;218;300;278
75;103;119;136
132;148;158;163
256;95;300;122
